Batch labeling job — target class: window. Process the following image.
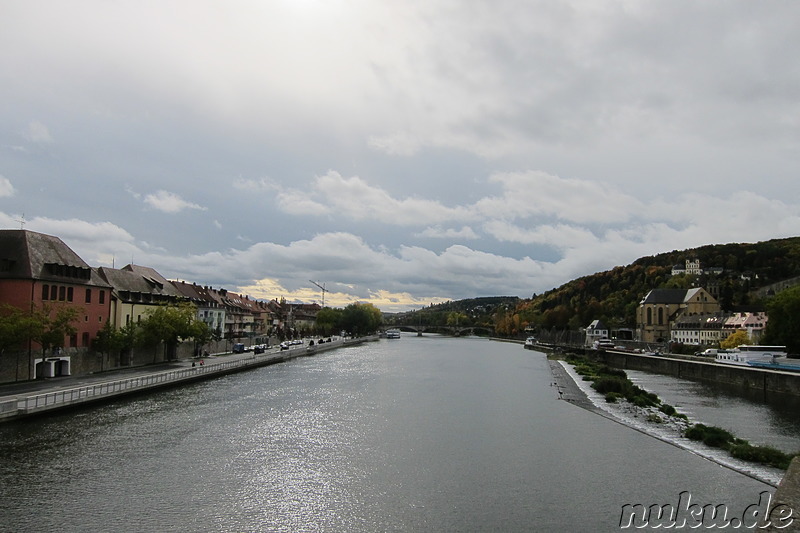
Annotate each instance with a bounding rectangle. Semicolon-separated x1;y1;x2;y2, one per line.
59;286;66;301
82;332;89;346
42;285;49;300
85;289;92;303
99;290;105;304
51;285;58;300
646;308;652;326
67;287;73;302
658;308;664;325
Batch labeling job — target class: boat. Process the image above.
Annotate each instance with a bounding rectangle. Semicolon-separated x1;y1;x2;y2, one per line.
524;336;537;349
715;345;788;366
747;357;800;372
592;339;616;350
386;329;401;339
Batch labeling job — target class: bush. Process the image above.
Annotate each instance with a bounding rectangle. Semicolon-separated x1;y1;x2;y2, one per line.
729;443;796;470
659;403;677;416
591;377;627;395
685;424;735;448
605;392;622;403
632;395;658;408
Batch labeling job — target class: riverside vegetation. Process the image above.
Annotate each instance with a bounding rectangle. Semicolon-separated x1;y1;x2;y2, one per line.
564;355;798;471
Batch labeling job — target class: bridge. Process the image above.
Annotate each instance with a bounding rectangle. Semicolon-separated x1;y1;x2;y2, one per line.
384;325;495;337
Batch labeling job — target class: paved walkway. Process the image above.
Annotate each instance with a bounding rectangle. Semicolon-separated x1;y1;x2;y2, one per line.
0;337;373;420
0;348;265;403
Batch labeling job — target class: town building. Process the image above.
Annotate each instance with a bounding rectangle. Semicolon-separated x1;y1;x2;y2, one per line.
97;265;185;329
722;310;769;344
670;312;728;346
584;319;609;347
0;230;112;378
636;287;720;344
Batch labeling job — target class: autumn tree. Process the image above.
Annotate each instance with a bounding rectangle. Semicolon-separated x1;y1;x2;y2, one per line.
720;330;750;350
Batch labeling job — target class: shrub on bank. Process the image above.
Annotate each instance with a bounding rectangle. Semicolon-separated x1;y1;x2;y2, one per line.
605;392;622;403
684;423;797;470
560;354;797;471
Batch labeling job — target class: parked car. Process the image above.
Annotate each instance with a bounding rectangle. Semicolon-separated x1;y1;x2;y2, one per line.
232;343;245;353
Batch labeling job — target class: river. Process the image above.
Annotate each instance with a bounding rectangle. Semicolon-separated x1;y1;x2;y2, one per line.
0;335;787;532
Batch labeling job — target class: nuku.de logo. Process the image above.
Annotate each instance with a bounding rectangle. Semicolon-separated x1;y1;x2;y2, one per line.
619;491;793;529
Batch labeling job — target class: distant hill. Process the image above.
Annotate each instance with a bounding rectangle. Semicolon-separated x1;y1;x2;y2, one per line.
384;296;520;328
496;236;800;335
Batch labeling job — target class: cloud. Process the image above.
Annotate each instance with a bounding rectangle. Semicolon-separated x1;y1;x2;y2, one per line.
275;171;474;225
0;176;15;197
22;120;53;143
476;171;642;224
143;190;206;213
416;225;479;240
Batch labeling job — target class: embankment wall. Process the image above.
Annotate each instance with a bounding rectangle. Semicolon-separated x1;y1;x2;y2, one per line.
597;350;800;398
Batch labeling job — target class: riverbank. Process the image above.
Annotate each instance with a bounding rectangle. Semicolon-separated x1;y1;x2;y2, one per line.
0;335;379;422
548;358;786;487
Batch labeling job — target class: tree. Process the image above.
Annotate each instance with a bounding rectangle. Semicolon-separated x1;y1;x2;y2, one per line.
0;304;36;355
340;302;382;336
29;303;81;356
721;330;750;350
138;302;203;362
315;307;342;335
93;320;123;371
762;286;800;353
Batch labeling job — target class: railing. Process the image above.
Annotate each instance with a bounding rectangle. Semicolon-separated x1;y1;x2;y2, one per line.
2;336;367;420
15;350;289;415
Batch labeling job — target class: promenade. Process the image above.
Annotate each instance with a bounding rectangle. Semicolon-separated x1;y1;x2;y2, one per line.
0;336;376;422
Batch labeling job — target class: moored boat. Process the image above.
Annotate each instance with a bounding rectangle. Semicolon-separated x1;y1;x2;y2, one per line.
715;345;788;366
386;329;401;339
524;336;537;349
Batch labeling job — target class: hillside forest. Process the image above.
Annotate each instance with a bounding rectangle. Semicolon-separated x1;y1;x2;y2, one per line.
386;237;800;340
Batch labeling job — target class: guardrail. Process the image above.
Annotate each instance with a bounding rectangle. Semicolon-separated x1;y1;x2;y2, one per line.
8;350;288;418
1;336;376;421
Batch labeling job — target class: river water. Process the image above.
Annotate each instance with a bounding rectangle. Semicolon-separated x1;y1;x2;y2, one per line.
0;335;788;532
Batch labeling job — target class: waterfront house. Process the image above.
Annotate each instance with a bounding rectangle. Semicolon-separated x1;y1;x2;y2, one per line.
585;319;610;347
670;312;728;347
0;229;112;378
722;309;769;344
171;281;226;341
97;265;185;329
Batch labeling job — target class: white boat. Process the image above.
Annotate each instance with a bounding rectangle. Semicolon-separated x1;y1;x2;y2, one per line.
386;329;401;339
715;345;788;366
524;336;537;349
592;339;615;350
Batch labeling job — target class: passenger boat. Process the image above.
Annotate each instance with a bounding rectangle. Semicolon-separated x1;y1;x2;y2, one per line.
386;329;401;339
715;345;788;366
747;358;800;372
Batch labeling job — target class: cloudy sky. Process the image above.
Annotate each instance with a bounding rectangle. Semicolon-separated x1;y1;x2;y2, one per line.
1;1;799;312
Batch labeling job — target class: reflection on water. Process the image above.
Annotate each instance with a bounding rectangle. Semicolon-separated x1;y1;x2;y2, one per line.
0;336;782;532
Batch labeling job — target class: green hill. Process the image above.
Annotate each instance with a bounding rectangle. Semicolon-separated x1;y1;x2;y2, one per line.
496;236;800;336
